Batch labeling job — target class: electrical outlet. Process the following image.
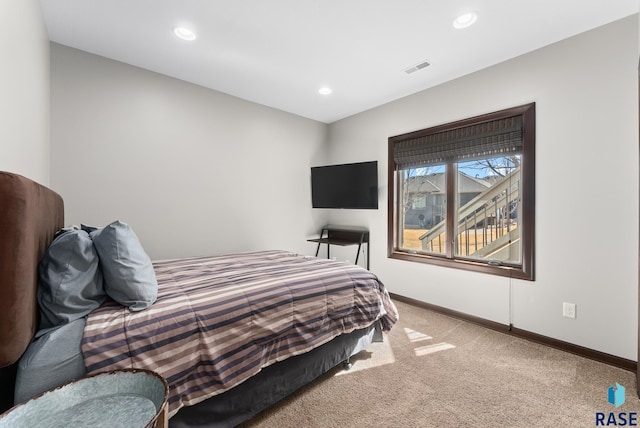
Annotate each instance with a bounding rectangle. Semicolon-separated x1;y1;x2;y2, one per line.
562;302;576;319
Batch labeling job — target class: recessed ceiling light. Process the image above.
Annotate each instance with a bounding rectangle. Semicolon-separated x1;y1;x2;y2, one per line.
173;26;196;41
453;12;478;29
318;87;332;95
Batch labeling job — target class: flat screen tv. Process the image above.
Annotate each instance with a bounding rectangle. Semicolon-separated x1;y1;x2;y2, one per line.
311;161;378;209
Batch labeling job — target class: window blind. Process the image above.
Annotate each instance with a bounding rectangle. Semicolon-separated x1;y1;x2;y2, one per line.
392;115;523;169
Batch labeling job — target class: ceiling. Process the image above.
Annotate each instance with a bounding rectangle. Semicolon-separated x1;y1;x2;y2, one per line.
40;1;638;124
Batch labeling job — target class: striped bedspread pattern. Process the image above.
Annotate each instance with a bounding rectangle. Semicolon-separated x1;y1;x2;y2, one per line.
81;250;398;416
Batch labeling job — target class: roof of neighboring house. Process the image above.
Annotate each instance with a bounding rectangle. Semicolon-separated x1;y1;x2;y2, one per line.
406;172;492;194
406;175;441;193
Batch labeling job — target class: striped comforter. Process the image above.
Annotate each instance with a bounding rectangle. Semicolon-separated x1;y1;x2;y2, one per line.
81;250;398;416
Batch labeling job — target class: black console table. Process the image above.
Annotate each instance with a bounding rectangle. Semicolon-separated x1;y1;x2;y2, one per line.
307;225;370;269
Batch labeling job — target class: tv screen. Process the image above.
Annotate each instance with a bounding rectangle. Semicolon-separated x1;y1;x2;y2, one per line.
311;161;378;209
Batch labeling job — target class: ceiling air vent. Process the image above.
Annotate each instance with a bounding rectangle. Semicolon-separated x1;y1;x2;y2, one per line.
404;60;431;75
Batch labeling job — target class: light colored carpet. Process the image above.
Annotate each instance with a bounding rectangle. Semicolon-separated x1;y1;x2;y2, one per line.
242;300;639;427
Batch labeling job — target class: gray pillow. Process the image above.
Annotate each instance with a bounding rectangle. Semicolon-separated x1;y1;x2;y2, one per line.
84;221;157;311
37;228;106;330
15;318;87;404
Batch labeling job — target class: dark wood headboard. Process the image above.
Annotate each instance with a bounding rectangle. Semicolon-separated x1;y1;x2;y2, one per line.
0;171;63;367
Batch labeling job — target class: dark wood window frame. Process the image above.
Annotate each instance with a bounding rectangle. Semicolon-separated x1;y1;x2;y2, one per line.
387;103;536;280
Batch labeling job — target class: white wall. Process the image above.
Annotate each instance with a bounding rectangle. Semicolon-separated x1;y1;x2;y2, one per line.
48;16;639;360
326;16;639;360
0;0;50;184
50;44;329;260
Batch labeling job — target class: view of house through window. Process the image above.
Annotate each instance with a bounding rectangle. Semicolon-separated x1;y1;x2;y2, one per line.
400;163;447;255
399;156;521;264
388;103;535;280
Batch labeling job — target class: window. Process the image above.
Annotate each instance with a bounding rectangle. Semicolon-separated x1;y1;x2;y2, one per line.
387;103;535;280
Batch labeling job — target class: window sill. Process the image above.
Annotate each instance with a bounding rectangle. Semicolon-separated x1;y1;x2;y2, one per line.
388;250;533;280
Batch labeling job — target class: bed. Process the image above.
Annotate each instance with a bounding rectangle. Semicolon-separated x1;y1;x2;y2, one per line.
0;171;398;427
